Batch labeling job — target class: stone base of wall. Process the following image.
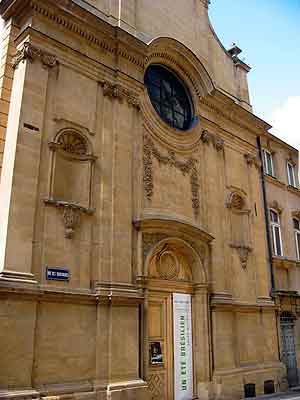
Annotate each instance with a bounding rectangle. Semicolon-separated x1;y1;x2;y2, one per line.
0;381;150;400
212;363;287;399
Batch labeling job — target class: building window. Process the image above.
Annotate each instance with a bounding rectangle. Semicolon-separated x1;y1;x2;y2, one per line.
287;162;296;187
293;218;300;260
270;209;283;256
263;149;275;176
144;65;193;131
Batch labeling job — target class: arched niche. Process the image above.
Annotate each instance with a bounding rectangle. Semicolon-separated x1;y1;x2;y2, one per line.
45;129;97;238
147;238;205;285
47;128;96;210
134;215;213;287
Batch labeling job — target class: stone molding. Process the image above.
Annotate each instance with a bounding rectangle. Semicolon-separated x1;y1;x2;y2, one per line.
200;93;271;136
101;81;140;109
201;130;224;151
12;42;58;69
143;134;200;215
30;0;145;67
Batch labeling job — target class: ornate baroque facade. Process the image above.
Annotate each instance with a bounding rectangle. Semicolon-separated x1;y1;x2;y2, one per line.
0;1;296;399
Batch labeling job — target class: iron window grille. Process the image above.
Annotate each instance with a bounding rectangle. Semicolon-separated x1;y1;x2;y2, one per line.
144;65;193;131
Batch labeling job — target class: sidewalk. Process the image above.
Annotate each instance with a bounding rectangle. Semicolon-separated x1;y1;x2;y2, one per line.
253;388;300;399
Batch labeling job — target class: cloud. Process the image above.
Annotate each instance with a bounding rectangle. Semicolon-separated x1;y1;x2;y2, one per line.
268;96;300;151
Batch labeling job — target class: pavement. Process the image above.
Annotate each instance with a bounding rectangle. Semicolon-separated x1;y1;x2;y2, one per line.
253;388;300;399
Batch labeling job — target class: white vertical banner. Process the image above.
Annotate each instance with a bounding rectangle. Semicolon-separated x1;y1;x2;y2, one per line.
173;293;193;400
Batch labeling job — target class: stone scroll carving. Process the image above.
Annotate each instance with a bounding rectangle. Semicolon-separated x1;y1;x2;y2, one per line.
244;153;261;169
230;244;252;269
148;243;192;281
12;42;58;69
201;130;224;152
101;81;140;109
227;192;245;211
143;134;200;215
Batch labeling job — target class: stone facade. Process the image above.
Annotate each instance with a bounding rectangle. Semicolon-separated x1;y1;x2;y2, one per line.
0;1;292;399
260;134;300;388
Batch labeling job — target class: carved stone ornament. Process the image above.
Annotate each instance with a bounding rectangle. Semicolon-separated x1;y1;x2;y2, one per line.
62;205;81;239
269;200;283;214
244;153;261;169
292;211;300;220
57;131;89;155
101;81;140;109
44;200;94;239
227;192;245;211
148;243;192;281
230;244;252;269
201;130;224;152
143;134;200;215
12;42;58;69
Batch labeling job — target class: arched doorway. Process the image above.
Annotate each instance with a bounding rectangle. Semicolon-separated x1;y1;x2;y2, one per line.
142;237;210;400
280;312;298;387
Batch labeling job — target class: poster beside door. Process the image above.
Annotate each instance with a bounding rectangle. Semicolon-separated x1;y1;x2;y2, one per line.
173;293;193;400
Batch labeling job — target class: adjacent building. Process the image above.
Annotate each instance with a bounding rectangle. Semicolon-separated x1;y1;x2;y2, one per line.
0;1;298;399
260;133;300;388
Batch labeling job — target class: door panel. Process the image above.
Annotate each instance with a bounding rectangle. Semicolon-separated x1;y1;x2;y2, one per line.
148;292;173;400
281;314;298;387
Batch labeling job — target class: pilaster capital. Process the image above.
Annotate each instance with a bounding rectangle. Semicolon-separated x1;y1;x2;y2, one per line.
12;42;58;69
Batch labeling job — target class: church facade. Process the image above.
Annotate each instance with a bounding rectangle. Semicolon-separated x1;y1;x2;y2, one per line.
0;1;294;399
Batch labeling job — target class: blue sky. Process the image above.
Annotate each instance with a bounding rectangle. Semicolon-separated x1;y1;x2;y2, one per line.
209;0;300;149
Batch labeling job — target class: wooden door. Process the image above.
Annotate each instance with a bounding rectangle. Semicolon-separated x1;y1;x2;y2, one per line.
148;291;173;400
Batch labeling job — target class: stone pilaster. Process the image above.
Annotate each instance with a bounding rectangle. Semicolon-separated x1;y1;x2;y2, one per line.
0;18;19;179
0;39;57;284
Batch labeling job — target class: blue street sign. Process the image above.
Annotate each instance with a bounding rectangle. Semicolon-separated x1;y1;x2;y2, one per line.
46;267;70;281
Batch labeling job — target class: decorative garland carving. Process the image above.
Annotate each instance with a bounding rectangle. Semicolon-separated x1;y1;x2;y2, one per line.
101;81;140;109
143;134;200;215
12;42;58;69
201;130;224;152
230;244;252;269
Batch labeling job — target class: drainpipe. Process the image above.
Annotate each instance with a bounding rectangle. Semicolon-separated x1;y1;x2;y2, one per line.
256;136;276;294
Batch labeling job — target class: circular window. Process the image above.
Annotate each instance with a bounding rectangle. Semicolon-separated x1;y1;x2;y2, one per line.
144;65;193;131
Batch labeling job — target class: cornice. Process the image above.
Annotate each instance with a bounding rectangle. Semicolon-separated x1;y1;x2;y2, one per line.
201;89;271;136
8;0;146;69
265;174;286;189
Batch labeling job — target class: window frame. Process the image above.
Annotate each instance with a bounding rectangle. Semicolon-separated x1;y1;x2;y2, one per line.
270;209;283;257
287;161;296;187
144;64;193;131
293;218;300;260
263;149;275;177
